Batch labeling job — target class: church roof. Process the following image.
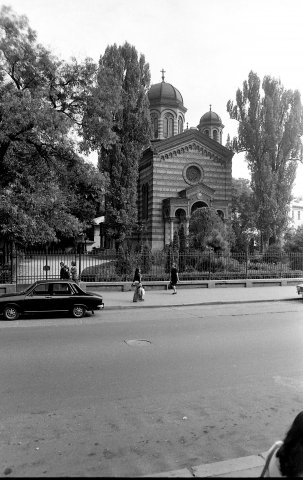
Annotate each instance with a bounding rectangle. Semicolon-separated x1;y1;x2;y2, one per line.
149;128;233;159
148;81;184;109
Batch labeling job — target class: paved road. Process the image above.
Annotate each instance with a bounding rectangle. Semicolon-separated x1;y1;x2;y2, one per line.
0;299;303;477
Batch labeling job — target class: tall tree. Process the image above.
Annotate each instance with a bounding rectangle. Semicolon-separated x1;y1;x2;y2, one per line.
83;42;151;249
0;6;105;246
227;71;303;250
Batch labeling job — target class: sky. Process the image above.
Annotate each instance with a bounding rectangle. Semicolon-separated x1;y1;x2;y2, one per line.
2;0;303;196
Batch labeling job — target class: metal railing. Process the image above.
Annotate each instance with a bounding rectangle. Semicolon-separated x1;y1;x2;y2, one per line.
1;249;303;285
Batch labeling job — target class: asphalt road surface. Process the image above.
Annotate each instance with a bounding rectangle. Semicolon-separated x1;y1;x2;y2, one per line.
0;301;303;477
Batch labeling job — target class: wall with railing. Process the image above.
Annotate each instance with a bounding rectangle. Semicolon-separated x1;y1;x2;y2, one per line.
1;249;303;285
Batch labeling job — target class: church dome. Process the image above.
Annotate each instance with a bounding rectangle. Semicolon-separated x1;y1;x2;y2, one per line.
197;107;224;144
148;81;184;108
198;110;223;127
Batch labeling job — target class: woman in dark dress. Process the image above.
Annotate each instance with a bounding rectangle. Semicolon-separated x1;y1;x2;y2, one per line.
170;263;179;294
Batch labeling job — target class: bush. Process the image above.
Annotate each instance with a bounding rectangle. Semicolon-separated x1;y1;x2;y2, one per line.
196;255;225;273
262;244;283;264
289;255;303;271
115;246;133;278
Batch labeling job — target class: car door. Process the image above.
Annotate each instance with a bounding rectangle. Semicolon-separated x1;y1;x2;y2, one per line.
50;282;74;311
24;283;53;312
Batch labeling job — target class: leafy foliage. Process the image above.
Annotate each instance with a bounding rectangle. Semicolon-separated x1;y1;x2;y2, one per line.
189;207;230;252
284;225;303;253
115;245;133;278
227;71;303;249
0;6;105;246
84;42;151;248
231;178;256;252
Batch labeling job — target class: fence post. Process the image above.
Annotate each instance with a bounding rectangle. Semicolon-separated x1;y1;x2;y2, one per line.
209;250;211;280
10;248;14;284
45;246;48;280
11;246;17;285
78;249;82;281
245;249;248;279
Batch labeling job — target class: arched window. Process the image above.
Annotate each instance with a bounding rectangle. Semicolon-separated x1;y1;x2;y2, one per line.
175;208;186;223
217;210;224;220
178;116;183;134
163;114;174;138
213;130;218;141
204;129;209;137
191;201;208;214
151;114;159;139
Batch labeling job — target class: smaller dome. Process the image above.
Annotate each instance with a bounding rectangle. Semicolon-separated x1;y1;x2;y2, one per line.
198;110;223;127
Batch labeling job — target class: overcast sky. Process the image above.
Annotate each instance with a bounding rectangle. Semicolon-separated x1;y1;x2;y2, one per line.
3;0;303;196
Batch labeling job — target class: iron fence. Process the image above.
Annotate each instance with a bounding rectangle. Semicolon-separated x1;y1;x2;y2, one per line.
1;249;303;285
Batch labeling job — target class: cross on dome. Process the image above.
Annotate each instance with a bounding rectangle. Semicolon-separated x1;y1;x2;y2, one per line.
161;68;166;82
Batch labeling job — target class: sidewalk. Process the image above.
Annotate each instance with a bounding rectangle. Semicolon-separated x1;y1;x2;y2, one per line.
144;451;268;477
95;284;300;311
97;284;298;477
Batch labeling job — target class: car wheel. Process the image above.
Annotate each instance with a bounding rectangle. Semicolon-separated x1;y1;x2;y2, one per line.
3;306;20;321
72;305;86;318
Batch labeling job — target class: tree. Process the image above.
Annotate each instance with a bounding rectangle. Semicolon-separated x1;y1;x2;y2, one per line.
231;178;256;252
85;42;151;249
189;207;230;252
284;225;303;253
227;71;303;250
0;6;105;246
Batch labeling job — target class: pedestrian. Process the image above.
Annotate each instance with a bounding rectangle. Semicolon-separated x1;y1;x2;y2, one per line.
170;263;179;294
60;261;70;279
132;267;144;302
260;411;303;477
70;260;79;284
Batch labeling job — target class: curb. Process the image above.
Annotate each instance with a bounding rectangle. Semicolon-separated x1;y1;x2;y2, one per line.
105;297;297;311
142;453;267;477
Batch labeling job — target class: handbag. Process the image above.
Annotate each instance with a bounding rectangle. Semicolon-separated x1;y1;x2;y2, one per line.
260;443;281;477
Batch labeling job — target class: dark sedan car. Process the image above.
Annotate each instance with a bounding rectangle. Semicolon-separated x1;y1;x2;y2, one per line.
0;280;104;320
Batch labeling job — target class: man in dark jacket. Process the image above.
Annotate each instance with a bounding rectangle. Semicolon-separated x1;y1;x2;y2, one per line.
60;262;70;279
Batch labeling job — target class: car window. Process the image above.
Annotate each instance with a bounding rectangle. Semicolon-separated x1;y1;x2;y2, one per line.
52;283;72;295
32;284;50;295
71;284;85;294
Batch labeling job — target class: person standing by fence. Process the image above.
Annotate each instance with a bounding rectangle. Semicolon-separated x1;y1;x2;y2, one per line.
70;261;79;284
60;262;70;279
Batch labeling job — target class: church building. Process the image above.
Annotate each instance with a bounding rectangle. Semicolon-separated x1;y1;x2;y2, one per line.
137;71;234;250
